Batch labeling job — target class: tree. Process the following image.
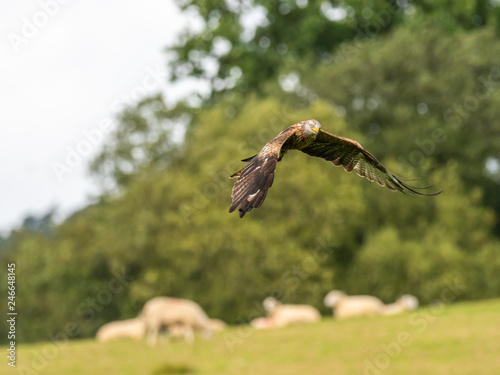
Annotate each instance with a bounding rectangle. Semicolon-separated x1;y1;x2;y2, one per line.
167;0;495;104
89;95;189;190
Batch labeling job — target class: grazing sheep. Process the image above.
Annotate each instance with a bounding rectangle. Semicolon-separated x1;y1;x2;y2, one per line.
141;297;213;346
165;319;226;344
167;319;226;343
323;290;384;319
382;294;419;315
262;297;321;327
209;318;227;331
96;318;145;342
250;317;275;330
167;323;195;344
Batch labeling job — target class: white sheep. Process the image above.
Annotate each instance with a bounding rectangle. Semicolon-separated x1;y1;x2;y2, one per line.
167;323;196;344
95;318;145;342
168;318;226;343
382;294;419;315
323;290;385;319
140;296;213;346
262;297;321;327
250;317;275;330
209;318;227;331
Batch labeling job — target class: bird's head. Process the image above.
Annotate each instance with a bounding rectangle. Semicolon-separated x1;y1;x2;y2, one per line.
303;119;321;135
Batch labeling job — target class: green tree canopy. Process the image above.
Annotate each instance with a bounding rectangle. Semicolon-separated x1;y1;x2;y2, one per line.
167;0;499;103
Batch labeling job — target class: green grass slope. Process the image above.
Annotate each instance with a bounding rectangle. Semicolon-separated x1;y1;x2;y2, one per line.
5;299;500;375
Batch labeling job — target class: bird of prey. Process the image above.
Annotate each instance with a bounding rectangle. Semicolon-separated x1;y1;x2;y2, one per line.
229;119;441;218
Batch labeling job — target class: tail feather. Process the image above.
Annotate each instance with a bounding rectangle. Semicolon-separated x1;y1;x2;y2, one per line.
230;155;256;179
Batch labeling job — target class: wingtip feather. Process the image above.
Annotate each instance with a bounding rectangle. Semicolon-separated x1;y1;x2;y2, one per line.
397;179;443;197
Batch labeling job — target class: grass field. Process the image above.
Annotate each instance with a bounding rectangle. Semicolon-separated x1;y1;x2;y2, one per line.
5;299;500;375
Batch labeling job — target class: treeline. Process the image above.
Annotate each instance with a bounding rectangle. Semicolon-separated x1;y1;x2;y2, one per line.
2;1;500;344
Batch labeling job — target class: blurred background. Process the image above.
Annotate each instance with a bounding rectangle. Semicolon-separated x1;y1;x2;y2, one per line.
1;0;500;364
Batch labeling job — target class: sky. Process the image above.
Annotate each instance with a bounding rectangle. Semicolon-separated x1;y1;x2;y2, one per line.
0;1;200;233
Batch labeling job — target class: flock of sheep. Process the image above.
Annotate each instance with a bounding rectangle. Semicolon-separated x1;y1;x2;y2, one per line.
96;291;419;345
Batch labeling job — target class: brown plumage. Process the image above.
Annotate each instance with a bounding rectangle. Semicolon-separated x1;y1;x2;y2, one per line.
229;119;442;218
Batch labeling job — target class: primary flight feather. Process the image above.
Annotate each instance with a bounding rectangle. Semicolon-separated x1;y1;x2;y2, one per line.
229;119;442;218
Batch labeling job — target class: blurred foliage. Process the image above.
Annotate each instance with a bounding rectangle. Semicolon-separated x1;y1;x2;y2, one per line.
2;1;500;344
167;0;500;102
88;96;192;191
169;0;406;102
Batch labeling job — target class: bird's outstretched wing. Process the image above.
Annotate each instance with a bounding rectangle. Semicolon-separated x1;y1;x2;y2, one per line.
300;130;442;196
229;127;295;218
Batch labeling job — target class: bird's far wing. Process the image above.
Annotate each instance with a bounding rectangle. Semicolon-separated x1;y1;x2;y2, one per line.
300;130;442;196
229;127;296;218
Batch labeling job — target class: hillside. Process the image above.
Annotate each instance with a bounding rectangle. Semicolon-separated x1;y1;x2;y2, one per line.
6;299;500;375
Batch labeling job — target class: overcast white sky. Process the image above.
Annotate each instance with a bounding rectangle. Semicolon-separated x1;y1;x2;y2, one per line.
0;1;200;233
